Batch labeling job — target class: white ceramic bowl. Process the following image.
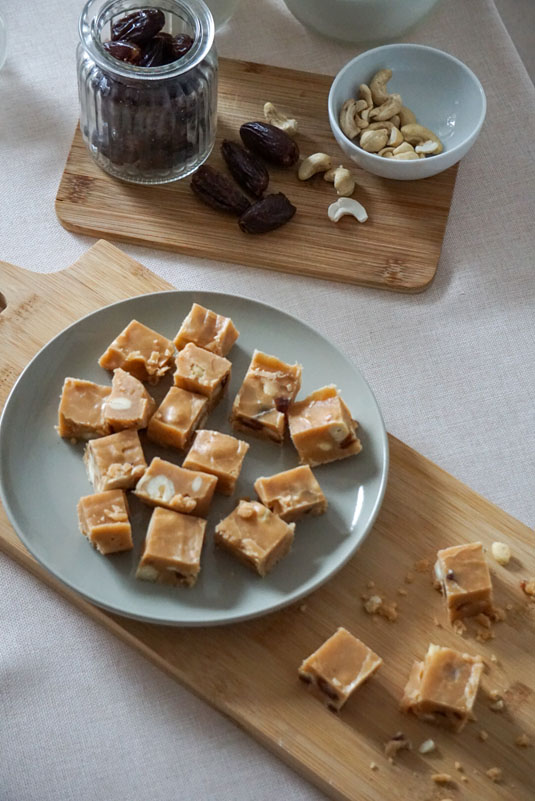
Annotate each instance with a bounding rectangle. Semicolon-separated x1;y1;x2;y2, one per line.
328;43;486;180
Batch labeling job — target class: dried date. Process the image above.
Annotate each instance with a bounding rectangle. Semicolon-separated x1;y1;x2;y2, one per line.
139;32;171;67
103;40;141;64
171;33;194;60
238;193;296;234
240;122;299;167
221;140;268;198
111;9;165;44
191;165;251;215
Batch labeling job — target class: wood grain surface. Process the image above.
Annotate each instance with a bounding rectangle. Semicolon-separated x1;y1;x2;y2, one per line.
55;58;459;293
1;241;533;801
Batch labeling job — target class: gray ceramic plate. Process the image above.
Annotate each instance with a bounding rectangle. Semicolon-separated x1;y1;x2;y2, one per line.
0;291;388;626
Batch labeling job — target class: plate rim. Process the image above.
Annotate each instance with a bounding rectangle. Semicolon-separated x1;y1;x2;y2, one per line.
0;289;389;626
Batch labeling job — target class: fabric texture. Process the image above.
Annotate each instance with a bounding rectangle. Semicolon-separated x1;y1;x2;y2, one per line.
0;1;533;799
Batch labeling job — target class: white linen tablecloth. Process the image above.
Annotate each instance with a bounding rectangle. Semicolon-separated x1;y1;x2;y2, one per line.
0;1;533;799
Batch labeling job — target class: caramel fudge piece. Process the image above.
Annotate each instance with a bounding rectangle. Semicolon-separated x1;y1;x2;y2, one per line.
84;428;146;492
174;302;239;356
214;500;294;576
183;430;249;495
434;543;493;622
254;465;327;522
99;320;174;384
299;628;383;711
174;342;231;409
77;490;133;555
134;457;217;517
104;368;156;431
401;644;484;731
230;350;302;443
136;507;206;587
288;385;362;466
147;387;208;451
57;378;111;440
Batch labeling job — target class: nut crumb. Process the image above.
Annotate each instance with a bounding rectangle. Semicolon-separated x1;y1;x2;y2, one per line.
452;619;467;636
384;732;411;760
405;572;414;584
491;541;511;566
418;738;436;754
515;733;532;747
506;602;514;611
397;587;408;596
489;689;501;701
433;616;442;628
491;606;506;622
454;761;463;772
485;767;502;783
461;775;469;783
476;628;495;642
367;580;375;589
478;730;489;741
414;558;430;573
369;761;378;770
520;579;535;597
364;595;382;614
362;594;398;621
299;603;307;613
431;772;453;784
475;613;491;629
490;699;505;712
490;654;498;663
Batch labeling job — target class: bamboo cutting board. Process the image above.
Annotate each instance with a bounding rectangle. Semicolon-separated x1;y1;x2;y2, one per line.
55;58;458;293
1;241;533;801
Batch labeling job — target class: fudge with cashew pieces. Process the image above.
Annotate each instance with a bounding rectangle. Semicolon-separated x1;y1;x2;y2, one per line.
230;350;302;443
147;386;208;451
299;628;383;711
214;500;294;576
84;428;147;492
77;490;133;555
99;319;174;384
174;303;239;357
134;456;217;517
57;377;111;440
136;507;206;587
104;368;156;431
174;342;231;410
288;385;362;466
434;543;493;622
401;644;484;731
183;430;249;496
254;465;327;522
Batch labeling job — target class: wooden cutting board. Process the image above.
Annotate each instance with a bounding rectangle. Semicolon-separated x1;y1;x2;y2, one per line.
1;241;533;801
55;58;458;293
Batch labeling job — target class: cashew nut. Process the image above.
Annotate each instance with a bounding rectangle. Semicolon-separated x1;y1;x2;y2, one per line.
328;197;368;224
388;114;401;129
401;124;443;154
298;152;332;180
358;83;373;108
263;102;298;136
359;128;388;153
392;151;420;160
398;106;417;126
339;99;361;140
378;147;395;158
415;140;440;155
370;68;392;106
369;93;402;121
323;166;336;182
393;142;415;155
387;127;403;148
333;166;355;196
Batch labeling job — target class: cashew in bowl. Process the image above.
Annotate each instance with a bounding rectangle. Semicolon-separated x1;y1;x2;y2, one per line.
369;93;402;121
359;128;389;153
298;153;332;180
263;102;298;136
358;83;373;108
339;99;361;140
370;68;392;105
398;106;417;126
415;140;440;155
328;197;368;224
401;124;444;154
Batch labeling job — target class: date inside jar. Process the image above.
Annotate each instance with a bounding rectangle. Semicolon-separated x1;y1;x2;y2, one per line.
103;8;194;67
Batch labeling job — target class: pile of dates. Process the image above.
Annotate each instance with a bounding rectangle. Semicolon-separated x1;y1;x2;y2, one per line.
191;121;299;234
103;8;194;67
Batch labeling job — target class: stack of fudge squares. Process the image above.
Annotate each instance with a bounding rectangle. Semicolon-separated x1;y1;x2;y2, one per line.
57;302;363;587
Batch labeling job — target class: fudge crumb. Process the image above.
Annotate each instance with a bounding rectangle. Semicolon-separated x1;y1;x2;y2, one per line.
431;772;453;784
367;580;375;589
490;699;505;712
475;613;491;629
491;541;511;566
478;730;489;741
461;775;469;783
476;628;495;642
452;619;467;636
405;572;414;584
384;732;411;760
433;616;442;628
369;761;378;771
418;738;436;754
491;606;506;622
515;733;532;748
414;558;430;573
364;595;382;614
397;587;408;597
490;653;498;663
299;603;307;613
506;602;514;611
489;689;501;701
485;767;503;783
362;594;398;622
520;579;535;597
454;760;464;772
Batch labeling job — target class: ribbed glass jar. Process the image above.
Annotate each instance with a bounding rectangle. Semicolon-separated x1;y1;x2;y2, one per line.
77;0;217;184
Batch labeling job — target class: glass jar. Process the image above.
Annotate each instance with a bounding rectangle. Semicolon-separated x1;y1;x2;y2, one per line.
77;0;218;184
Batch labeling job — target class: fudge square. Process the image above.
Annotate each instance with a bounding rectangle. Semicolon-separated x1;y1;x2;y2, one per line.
183;430;249;496
134;456;217;517
298;628;383;711
77;490;133;555
288;385;362;466
57;377;111;440
174;302;239;357
99;319;175;384
136;507;206;587
104;368;156;431
214;500;295;576
174;342;231;410
254;465;327;523
401;644;484;731
84;428;147;492
147;386;208;451
434;542;493;622
230;350;302;443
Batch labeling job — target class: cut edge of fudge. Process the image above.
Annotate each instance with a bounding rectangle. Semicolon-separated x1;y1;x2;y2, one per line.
182;430;249;496
173;303;239;356
434;542;493;622
83;428;147;492
253;465;327;522
57;377;112;440
133;456;217;517
98;319;175;385
77;489;133;555
135;507;206;588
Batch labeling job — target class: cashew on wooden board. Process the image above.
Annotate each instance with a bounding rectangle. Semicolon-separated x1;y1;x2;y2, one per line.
339;69;444;159
328;197;368;224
